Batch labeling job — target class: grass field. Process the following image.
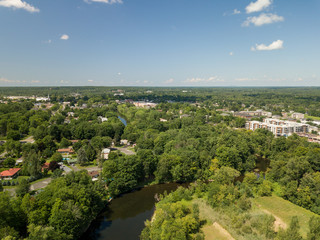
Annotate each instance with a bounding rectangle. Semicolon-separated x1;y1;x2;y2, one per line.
252;195;319;238
193;199;240;240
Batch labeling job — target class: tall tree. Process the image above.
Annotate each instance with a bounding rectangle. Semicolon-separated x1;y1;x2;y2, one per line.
77;147;88;166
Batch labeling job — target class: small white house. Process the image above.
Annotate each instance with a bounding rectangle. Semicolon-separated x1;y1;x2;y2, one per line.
98;116;108;122
120;139;129;145
15;158;24;165
101;148;111;160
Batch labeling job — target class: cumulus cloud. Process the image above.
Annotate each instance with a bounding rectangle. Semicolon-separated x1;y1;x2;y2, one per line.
246;0;272;14
60;34;69;40
165;78;174;84
85;0;123;4
233;9;241;15
185;76;225;83
243;13;284;27
229;52;234;56
251;40;284;51
0;0;39;13
88;79;94;82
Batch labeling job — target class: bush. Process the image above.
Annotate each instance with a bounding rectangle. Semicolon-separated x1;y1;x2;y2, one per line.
257;180;272;196
238;195;252;211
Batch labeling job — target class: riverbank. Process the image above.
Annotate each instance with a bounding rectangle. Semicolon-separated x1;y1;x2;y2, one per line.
80;183;188;240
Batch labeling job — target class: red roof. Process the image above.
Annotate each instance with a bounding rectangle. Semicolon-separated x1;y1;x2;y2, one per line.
0;168;21;177
57;148;74;153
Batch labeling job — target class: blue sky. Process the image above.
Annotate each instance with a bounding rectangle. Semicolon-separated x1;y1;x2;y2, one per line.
0;0;319;87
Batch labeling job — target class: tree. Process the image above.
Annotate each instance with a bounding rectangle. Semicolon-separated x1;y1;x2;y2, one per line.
16;179;30;197
3;158;16;168
0;182;3;192
59;138;71;148
85;143;96;162
213;167;240;185
26;150;41;178
27;224;72;240
307;216;320;240
77;147;88;166
51;152;63;162
52;169;63;178
276;216;302;240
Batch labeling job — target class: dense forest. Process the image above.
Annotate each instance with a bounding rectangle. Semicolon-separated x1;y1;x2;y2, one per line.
0;87;320;239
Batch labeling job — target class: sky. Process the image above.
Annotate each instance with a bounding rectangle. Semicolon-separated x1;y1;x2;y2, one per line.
0;0;320;87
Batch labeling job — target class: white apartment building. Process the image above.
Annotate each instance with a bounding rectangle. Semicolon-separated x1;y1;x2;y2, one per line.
246;118;309;137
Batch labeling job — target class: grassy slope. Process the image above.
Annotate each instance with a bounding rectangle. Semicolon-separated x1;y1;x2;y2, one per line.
193;199;258;240
252;195;319;238
202;224;234;240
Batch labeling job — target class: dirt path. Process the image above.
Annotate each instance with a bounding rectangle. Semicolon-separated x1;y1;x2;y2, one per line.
211;222;235;240
262;209;287;231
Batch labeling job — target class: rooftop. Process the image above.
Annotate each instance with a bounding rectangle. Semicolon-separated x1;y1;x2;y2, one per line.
0;168;21;177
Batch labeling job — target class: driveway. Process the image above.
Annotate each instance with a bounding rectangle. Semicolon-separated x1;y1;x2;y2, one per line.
30;178;52;191
114;147;136;155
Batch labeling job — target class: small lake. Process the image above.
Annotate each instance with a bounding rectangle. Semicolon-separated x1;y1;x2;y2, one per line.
81;183;186;240
118;116;127;126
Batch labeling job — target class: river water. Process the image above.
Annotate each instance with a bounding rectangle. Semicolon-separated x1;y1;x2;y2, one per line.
81;183;186;240
118;116;127;126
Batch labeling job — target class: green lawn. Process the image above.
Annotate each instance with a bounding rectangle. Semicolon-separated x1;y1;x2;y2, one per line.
305;115;320;121
252;195;319;238
2;176;51;189
75;163;97;169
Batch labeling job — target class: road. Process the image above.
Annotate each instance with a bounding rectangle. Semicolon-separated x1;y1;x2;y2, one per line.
4;177;53;195
114;146;136;155
69;165;101;172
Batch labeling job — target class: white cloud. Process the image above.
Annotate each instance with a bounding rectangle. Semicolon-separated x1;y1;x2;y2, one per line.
43;39;52;44
251;39;284;51
243;13;284;27
229;52;234;56
85;0;123;4
0;77;16;83
60;34;69;40
165;78;174;84
233;9;241;15
88;79;94;82
31;80;40;83
185;76;225;83
0;0;39;13
246;0;272;14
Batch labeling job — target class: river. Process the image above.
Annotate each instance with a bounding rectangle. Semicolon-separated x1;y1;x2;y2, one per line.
118;116;127;126
80;183;186;240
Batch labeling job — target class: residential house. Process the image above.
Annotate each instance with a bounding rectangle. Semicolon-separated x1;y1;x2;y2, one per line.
101;148;111;160
57;148;74;157
0;168;21;180
120;139;129;145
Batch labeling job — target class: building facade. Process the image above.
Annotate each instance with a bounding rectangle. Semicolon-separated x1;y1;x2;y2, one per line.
246;118;309;137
